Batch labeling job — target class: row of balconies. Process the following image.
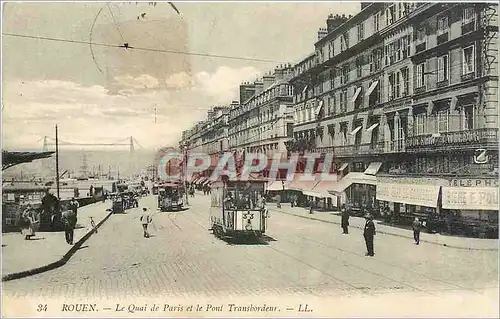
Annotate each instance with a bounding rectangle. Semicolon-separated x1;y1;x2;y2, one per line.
185;127;498;157
287;128;498;157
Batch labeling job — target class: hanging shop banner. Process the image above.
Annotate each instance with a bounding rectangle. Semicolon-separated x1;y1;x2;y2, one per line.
441;187;499;211
376;183;441;208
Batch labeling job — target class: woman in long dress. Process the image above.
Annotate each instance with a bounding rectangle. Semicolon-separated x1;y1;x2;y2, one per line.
20;205;39;240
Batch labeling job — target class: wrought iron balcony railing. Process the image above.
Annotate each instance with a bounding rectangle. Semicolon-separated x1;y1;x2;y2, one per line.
406;128;498;150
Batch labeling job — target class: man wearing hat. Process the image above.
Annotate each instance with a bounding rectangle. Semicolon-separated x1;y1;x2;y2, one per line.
412;217;422;245
140;207;152;238
363;213;376;256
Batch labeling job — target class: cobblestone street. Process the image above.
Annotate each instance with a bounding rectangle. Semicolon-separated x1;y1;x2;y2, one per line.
3;194;497;303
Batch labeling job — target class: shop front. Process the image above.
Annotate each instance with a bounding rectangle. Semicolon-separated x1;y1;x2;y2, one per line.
266;180;292;202
440;179;499;238
375;176;448;231
288;173;321;207
305;175;340;211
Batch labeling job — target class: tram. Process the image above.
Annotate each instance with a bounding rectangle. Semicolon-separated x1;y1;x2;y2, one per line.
158;182;184;212
209;174;268;239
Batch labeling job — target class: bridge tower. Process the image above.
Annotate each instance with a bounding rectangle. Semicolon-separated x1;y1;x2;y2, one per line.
129;136;135;177
41;136;53;176
129;136;135;155
42;136;49;152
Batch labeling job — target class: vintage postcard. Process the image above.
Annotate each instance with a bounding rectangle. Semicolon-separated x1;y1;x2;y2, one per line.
1;1;499;318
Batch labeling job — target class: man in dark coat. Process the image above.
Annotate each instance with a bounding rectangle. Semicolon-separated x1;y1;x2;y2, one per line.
341;204;350;234
412;217;422;245
61;209;77;245
363;213;376;256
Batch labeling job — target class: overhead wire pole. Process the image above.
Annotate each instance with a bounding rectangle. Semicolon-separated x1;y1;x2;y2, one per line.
184;145;189;206
55;125;60;199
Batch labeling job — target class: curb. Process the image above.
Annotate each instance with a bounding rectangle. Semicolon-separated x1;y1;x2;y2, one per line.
272;209;498;252
2;211;113;282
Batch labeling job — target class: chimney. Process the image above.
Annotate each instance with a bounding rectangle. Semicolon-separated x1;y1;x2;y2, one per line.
239;83;255;104
274;63;294;83
263;72;275;90
254;80;264;95
317;27;328;41
326;14;349;33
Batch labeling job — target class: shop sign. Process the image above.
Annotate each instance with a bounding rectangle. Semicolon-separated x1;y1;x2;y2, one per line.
448;178;499;188
442;187;499;211
376;183;441;208
377;176;448;186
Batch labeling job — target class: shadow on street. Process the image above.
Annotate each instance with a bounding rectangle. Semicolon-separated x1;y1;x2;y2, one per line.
223;234;277;246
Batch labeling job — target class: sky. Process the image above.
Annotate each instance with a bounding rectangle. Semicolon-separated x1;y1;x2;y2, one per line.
2;1;360;151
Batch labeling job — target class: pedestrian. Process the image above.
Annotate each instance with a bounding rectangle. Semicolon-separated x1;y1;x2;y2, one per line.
412;217;422;245
276;194;281;209
61;208;77;245
341;204;349;234
140;207;152;238
19;204;37;240
309;200;313;214
69;198;79;215
363;213;376;256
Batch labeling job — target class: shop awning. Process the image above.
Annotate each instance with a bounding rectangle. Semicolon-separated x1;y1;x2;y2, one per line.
328;178;353;195
351;87;362;103
366;123;379;132
3;150;55;171
376;183;441;208
366;81;379;97
339;163;349;171
344;172;377;185
267;180;288;191
191;176;200;183
201;179;212;186
289;173;321;192
349;125;362;136
364;162;383;176
327;172;376;196
196;177;208;184
315;100;324;116
308;178;340;199
442;187;498;210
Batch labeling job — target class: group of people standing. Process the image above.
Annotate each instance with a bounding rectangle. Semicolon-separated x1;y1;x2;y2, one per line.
340;204;376;256
340;204;422;257
17;196;80;245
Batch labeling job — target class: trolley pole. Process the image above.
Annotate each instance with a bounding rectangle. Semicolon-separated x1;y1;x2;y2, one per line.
55;124;60;200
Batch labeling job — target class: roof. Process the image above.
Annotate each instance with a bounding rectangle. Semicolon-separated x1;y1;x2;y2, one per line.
2;183;50;192
160;182;182;188
2;151;55;171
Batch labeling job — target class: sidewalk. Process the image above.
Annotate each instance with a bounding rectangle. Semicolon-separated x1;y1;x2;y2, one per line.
2;201;112;281
270;204;499;251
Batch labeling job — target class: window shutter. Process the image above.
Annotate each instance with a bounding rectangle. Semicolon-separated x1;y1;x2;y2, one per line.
438;57;443;81
462;48;467;74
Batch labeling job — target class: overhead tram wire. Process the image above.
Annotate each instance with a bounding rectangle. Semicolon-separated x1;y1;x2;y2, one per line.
106;3;126;44
2;33;284;64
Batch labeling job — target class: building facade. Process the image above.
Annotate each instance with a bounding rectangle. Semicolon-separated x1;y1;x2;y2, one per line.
228;65;295;174
178;3;498;237
179;103;236;179
288;3;498;237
